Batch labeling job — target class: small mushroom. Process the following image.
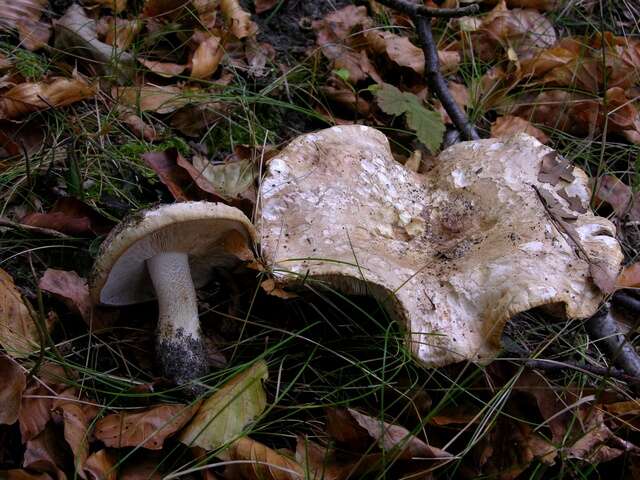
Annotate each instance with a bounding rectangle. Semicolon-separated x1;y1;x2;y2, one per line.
258;126;623;367
90;202;256;391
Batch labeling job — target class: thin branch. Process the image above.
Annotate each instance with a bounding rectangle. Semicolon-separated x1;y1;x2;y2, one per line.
415;16;480;141
375;0;480;18
374;0;481;141
520;358;640;386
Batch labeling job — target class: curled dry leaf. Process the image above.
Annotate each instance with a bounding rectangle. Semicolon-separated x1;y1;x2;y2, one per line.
0;77;95;120
97;17;143;50
87;0;127;13
0;0;50;51
95;403;199;450
138;58;187;78
0;267;39;358
39;269;115;329
617;262;640;289
113;85;188;113
191;33;224;79
55;4;135;80
191;154;258;201
0;355;26;425
221;0;258;38
491;115;549;144
193;0;217;30
83;449;116;480
23;424;69;480
328;408;450;460
53;391;100;476
21;198;114;236
180;360;268;450
119;110;158;141
224;437;304;480
0;471;53;480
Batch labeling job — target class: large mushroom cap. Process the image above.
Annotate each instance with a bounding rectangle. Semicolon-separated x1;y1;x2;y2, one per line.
91;202;257;306
258;126;623;367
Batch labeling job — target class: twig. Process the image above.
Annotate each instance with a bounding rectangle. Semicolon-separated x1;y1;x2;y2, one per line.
374;0;479;18
375;0;481;141
586;306;640;381
520;358;640;386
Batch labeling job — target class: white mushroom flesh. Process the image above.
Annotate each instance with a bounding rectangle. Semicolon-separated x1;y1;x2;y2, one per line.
258;126;623;367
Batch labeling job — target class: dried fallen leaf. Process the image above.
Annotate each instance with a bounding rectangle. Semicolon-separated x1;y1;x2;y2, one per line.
491;115;549;144
191;155;257;201
260;278;298;299
118;457;162;480
616;262;640;289
0;470;53;480
0;268;39;358
139;58;186;78
255;0;279;14
0;355;26;425
83;449;116;480
21;198;114;236
191;33;224;79
224;436;304;480
23;424;69;480
593;175;633;218
39;269;114;329
112;85;188;114
16;18;51;51
96;17;142;49
329;408;450;460
0;0;50;50
221;0;258;38
88;0;127;13
95;403;198;450
180;360;268;450
143;149;215;201
0;77;95;120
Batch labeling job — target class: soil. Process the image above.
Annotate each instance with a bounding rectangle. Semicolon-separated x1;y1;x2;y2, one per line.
252;0;354;58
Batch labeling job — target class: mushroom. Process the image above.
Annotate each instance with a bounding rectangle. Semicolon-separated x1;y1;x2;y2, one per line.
90;202;256;390
258;126;623;367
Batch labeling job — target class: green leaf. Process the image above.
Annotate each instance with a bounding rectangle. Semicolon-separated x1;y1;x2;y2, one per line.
374;83;445;152
333;68;351;83
179;360;268;450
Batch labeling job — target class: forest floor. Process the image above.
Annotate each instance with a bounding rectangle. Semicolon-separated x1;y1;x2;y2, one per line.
2;0;640;479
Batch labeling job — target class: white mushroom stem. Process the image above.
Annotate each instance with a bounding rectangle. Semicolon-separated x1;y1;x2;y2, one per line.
147;251;207;390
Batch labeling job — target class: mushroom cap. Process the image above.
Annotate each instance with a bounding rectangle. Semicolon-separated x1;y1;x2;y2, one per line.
90;202;257;306
258;126;623;367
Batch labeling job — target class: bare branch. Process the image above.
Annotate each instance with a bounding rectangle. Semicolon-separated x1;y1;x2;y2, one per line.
375;0;480;18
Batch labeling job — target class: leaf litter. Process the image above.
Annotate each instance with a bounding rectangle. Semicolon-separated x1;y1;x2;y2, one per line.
2;0;640;478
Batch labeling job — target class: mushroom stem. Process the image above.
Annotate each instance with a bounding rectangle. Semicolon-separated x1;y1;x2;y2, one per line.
147;251;208;391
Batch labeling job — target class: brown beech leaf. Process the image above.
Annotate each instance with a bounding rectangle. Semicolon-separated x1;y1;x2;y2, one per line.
83;449;116;480
119;110;158;142
95;403;199;450
221;0;257;38
143;149;221;201
118;458;162;480
53;391;100;474
19;364;72;442
364;30;424;75
616;262;640;289
0;0;50;51
16;18;51;51
0;471;53;480
191;33;224;79
0;77;95;120
491;115;549;144
0;267;39;358
224;437;304;480
593;175;632;218
87;0;127;13
95;17;142;49
294;436;379;480
191;152;258;201
139;58;186;78
255;0;278;14
340;408;451;460
245;38;275;77
39;269;115;329
23;424;70;480
112;85;188;114
320;84;371;116
21;198;114;236
0;355;26;425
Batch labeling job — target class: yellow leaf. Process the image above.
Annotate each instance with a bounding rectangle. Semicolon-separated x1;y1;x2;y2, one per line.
180;360;268;450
